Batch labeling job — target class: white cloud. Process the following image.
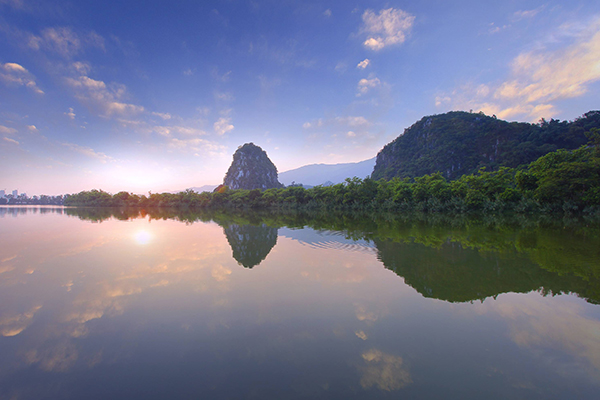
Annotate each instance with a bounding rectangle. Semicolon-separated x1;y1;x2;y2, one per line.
71;61;91;75
156;126;206;137
488;22;509;35
175;126;205;136
152;112;171;120
153;126;171;137
335;61;347;73
347;131;356;137
105;102;144;116
0;125;17;134
214;117;234;136
0;0;26;10
304;116;369;131
302;118;324;129
166;137;226;155
62;142;113;163
361;8;415;51
196;106;210;116
323;9;332;18
3;137;19;145
336;116;370;127
214;91;235;102
219;108;232;117
435;95;451;107
499;31;600;103
66;75;105;91
28;27;104;58
437;17;600;121
363;38;384;51
512;6;545;21
357;77;381;96
258;75;282;93
65;107;76;120
357;59;371;69
183;68;193;76
3;62;26;73
65;73;144;117
211;68;231;82
26;125;37;131
0;62;44;94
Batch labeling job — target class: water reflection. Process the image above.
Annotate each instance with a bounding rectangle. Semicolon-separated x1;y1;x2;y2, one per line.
223;223;278;268
133;230;153;245
0;205;65;217
1;206;600;399
359;349;412;391
375;237;600;304
54;207;600;303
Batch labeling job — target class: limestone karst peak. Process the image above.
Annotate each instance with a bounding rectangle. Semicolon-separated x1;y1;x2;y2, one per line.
223;143;283;190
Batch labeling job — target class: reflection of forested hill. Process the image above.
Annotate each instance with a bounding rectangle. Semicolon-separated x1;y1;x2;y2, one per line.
61;207;600;303
223;223;278;268
374;238;600;304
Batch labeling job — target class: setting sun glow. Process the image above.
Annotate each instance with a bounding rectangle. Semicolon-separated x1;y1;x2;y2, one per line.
134;230;152;245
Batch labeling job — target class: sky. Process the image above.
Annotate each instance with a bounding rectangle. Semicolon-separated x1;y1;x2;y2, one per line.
1;0;600;195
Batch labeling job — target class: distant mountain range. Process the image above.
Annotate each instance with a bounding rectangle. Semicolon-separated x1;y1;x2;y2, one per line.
179;157;377;193
278;157;376;187
181;184;218;193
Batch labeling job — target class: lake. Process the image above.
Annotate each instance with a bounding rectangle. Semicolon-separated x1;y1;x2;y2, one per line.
1;206;600;399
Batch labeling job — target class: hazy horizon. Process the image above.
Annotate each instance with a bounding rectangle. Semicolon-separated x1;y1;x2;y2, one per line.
2;0;600;195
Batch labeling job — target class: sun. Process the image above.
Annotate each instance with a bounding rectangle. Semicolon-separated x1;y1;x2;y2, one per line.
134;230;152;245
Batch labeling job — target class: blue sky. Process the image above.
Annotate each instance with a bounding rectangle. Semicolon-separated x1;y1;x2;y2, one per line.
1;0;600;195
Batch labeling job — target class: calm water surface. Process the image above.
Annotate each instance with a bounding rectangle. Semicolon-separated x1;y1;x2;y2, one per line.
1;206;600;399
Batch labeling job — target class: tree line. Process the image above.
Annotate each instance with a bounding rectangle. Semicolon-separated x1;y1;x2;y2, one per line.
64;137;600;216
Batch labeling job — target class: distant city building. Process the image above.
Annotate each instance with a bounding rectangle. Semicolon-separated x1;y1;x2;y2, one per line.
12;190;18;197
0;190;5;197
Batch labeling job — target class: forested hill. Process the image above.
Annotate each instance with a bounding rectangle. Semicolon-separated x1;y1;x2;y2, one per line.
372;110;600;181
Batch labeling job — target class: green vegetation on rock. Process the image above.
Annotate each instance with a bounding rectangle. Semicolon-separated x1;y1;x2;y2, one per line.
371;110;599;180
223;143;283;190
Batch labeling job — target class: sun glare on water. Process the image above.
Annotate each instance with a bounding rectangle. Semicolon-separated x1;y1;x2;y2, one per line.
134;230;153;245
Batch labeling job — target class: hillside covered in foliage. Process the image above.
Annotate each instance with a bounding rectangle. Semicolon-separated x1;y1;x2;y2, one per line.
371;111;600;180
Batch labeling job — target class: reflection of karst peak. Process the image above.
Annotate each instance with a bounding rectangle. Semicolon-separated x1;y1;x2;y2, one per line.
223;223;278;268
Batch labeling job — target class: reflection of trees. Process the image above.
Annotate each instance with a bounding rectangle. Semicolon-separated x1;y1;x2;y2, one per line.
64;207;142;222
0;207;65;217
374;235;600;304
223;223;278;268
58;207;600;302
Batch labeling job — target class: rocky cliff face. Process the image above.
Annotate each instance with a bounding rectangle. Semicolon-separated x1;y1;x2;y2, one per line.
371;111;594;181
223;143;283;190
